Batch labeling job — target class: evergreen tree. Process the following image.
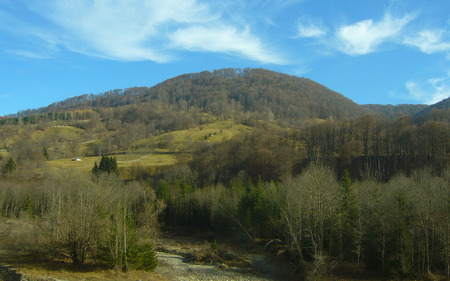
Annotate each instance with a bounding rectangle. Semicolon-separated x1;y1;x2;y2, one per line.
23;195;34;218
95;156;119;175
99;155;109;172
3;158;16;174
43;146;49;160
98;206;157;272
92;162;99;176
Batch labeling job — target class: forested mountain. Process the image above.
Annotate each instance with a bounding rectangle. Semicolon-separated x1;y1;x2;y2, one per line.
15;68;371;124
362;103;428;119
1;68;449;280
10;68;449;126
414;96;450;122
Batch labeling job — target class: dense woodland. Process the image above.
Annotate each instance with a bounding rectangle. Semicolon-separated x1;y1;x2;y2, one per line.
0;68;448;279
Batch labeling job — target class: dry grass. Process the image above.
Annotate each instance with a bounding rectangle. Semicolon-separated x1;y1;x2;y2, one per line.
0;151;10;160
47;156;101;174
0;253;166;281
25;121;252;180
47;152;177;180
16;265;166;281
32;125;85;141
0;218;166;281
136;120;253;151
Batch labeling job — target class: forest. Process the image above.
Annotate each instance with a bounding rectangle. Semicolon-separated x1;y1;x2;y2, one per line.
0;68;448;280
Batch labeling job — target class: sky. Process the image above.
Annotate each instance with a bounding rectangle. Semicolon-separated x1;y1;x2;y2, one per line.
0;0;449;116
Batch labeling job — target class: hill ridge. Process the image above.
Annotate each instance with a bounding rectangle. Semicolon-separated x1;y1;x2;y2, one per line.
7;68;447;123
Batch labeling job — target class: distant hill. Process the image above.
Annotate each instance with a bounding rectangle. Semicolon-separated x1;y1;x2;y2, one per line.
413;97;450;123
17;68;371;123
362;104;427;119
10;68;449;125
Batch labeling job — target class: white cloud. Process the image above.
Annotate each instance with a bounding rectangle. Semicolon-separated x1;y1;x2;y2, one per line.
336;12;414;55
7;49;50;59
296;21;327;38
404;74;450;104
169;24;285;64
404;29;450;54
13;0;284;63
0;94;11;99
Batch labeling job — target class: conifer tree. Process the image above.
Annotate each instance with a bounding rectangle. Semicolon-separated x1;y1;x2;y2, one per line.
92;162;99;176
94;156;119;175
43;146;49;160
3;158;16;174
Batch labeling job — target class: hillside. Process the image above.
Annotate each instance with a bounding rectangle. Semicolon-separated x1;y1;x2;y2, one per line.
17;68;371;123
414;97;450;122
1;67;447;182
0;68;449;281
362;103;427;119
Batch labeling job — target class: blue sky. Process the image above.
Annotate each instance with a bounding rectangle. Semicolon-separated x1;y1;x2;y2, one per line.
0;0;449;116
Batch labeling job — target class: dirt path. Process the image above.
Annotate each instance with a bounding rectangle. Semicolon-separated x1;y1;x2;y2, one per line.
116;153;153;163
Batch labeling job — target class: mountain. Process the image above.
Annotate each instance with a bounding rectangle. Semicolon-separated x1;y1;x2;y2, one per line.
362;104;428;119
413;97;450;122
17;68;371;124
362;97;450;121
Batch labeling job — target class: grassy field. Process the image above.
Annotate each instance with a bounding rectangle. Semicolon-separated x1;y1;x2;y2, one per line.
0;151;10;159
25;121;252;180
33;125;85;141
136;120;252;151
47;153;177;179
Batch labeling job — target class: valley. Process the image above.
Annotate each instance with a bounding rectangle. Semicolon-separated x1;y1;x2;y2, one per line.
0;68;448;280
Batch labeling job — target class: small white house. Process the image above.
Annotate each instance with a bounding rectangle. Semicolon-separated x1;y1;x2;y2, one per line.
72;157;82;161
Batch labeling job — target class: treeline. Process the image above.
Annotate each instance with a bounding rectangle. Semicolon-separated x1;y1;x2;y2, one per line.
152;165;449;279
154;115;448;187
0;172;164;271
301;115;448;181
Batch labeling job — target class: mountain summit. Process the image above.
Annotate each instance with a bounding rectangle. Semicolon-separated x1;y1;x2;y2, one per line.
28;68;370;123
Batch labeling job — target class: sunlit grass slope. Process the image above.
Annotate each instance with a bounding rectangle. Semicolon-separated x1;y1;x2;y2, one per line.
46;120;252;180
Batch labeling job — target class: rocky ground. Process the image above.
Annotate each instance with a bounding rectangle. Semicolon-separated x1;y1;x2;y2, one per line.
0;229;292;281
155;251;277;281
152;232;291;281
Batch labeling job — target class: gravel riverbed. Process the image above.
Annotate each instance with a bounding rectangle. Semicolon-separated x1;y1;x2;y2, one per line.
155;251;278;281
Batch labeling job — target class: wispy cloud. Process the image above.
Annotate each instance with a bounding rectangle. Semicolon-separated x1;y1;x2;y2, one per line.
170;24;285;64
404;73;450;104
296;20;327;38
7;49;50;59
10;0;285;64
336;12;414;55
404;29;450;54
0;93;11;99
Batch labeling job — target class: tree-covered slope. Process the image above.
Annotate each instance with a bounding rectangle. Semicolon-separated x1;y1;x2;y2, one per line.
18;68;371;124
362;103;428;119
413;97;450;122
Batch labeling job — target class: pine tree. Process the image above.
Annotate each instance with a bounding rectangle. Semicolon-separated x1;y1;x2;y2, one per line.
99;156;109;172
136;242;158;271
3;158;16;174
97;206;157;272
92;162;99;176
95;156;119;175
23;195;34;218
43;146;49;160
